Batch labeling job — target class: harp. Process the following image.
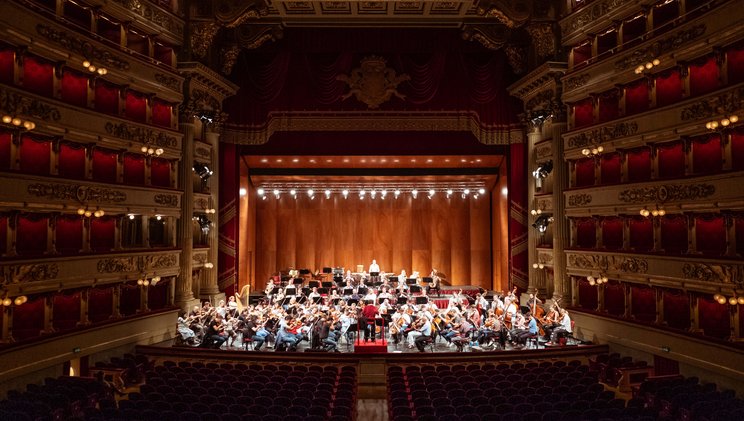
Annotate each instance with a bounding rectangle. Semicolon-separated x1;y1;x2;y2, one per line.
234;284;250;313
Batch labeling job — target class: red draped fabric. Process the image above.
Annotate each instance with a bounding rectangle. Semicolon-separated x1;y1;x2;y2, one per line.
652;0;678;35
95;80;120;115
624;79;649;116
17;214;48;255
89;286;113;323
596;30;617;56
626;147;652;182
127;30;149;56
23;55;53;97
601;217;624;250
573;98;594;129
574;157;595;187
660;215;688;253
731;129;744;171
631;285;656;322
572;41;592;69
600;153;622;185
55;215;83;254
688;56;720;97
19;134;51;176
90;217;115;252
622;14;646;48
655;69;682;107
58;142;86;179
147;279;169;310
727;43;744;84
53;291;80;331
604;281;625;316
60;68;89;108
92;148;117;183
125;90;147;123
598;91;619;123
0;48;14;84
663;290;690;330
151;99;172;128
0;130;10;170
219;142;239;293
736;215;744;256
698;296;730;339
509;142;529;290
123;153;145;185
629;216;653;252
119;283;140;316
154;43;174;65
12;296;45;341
576;218;597;249
150;157;171;187
578;278;598;310
0;214;6;255
694;214;725;255
691;134;721;174
656;141;685;179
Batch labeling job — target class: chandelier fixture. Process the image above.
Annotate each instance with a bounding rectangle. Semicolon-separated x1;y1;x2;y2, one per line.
82;59;108;75
1;114;35;130
587;274;608;286
705;114;739;130
639;205;665;218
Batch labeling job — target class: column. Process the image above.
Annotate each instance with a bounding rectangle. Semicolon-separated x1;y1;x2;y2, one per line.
79;288;90;326
1;306;12;343
200;129;221;298
527;122;542;296
689;292;700;333
551;118;569;300
43;295;54;334
175;119;197;309
655;287;664;325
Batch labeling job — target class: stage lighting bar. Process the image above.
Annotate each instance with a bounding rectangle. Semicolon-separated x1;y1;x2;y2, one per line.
255;183;489;200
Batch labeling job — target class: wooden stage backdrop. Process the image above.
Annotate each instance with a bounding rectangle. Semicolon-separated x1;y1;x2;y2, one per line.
252;192;495;290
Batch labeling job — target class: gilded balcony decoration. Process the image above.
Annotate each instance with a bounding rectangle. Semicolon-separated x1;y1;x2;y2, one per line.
97;254;178;274
680;85;744;122
104;122;179;148
35;25;131;71
567;253;649;274
617;183;716;204
566;121;638;149
0;264;59;287
560;0;630;41
682;263;744;288
109;0;185;37
154;74;181;91
568;194;593;207
153;194;180;208
613;25;707;71
337;56;410;110
27;183;127;204
0;88;61;122
190;21;220;59
564;74;590;91
526;23;556;60
462;24;509;52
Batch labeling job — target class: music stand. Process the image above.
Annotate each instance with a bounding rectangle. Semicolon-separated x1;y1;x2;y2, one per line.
301;287;310;296
285;287;296;296
342;288;353;296
410;285;421;294
358;287;368;296
270;287;280;295
406;278;417;285
422;277;432;284
322;281;333;289
397;296;408;305
299;269;311;275
415;296;429;305
322;267;333;274
293;278;303;285
312;296;322;304
280;297;291;306
309;280;320;288
318;287;328;295
347;298;359;307
370;271;379;277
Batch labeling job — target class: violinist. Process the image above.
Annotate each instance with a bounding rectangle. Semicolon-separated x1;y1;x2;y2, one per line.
541;304;561;340
514;313;538;348
414;316;433;352
203;314;227;349
406;314;426;349
546;309;572;346
389;307;410;344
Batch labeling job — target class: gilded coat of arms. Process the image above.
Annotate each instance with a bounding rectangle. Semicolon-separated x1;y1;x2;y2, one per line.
337;56;410;109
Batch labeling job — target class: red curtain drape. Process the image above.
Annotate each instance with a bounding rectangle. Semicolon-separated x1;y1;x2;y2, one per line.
127;30;149;56
151;99;172;128
655;69;682;107
151;158;171;187
90;217;115;252
12;296;45;341
600;152;622;184
624;79;649;116
578;278;598;310
698;295;730;339
122;153;145;185
0;48;13;84
573;98;594;129
694;214;726;255
60;68;89;108
576;218;597;248
626;147;651;182
125;90;147;123
656;141;685;179
89;286;113;323
691;134;721;174
219;142;239;293
688;56;720;97
575;157;595;187
572;42;592;70
53;291;81;331
629;216;653;251
119;283;140;316
0;130;10;170
663;290;690;330
652;0;678;34
660;214;688;253
631;285;656;322
23;55;53;97
727;43;744;84
55;215;83;254
730;129;744;171
0;214;7;255
601;217;624;250
598;91;619;123
95;80;120;115
19;134;51;176
605;281;625;316
736;215;744;256
58;142;86;179
92;148;117;183
622;14;646;48
17;214;48;255
596;30;617;56
154;43;173;65
147;279;169;310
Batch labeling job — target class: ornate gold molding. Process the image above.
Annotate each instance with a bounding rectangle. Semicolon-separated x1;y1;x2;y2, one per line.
617;183;715;204
155;73;181;91
1;263;59;286
104;122;178;148
109;0;184;36
535;143;552;160
154;194;179;207
561;0;628;38
567;253;648;274
568;193;592;207
564;74;590;91
190;21;220;60
503;44;527;75
525;89;555;111
682;263;744;287
221;45;242;76
614;25;706;71
195;147;211;159
526;23;555;59
97;254;178;274
337;56;410;110
27;183;127;204
0;88;61;121
462;24;508;51
567;121;638;149
36;24;130;71
193;253;208;264
680;86;744;122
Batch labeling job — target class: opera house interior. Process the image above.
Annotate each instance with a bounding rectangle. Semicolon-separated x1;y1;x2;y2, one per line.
1;0;744;419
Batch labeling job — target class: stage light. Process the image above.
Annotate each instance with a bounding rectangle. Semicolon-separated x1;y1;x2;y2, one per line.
342;189;349;198
394;189;401;198
325;189;331;199
532;214;552;233
2;298;11;306
193;162;213;180
257;188;265;196
290;189;296;196
446;189;453;197
428;189;435;197
359;190;366;199
156;215;162;221
307;189;314;197
411;189;418;199
370;190;377;199
128;214;135;220
380;190;387;199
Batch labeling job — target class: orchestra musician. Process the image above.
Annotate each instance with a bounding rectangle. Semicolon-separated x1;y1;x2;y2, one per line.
397;270;409;293
414;316;433;352
361;300;379;342
429;269;441;297
546;308;572;346
203;313;227;349
177;310;198;346
369;260;381;284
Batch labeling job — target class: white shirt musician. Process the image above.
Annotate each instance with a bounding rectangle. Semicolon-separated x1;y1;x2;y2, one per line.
397;270;408;291
369;260;380;274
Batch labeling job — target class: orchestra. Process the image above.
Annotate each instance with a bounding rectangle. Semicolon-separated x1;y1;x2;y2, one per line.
175;264;574;354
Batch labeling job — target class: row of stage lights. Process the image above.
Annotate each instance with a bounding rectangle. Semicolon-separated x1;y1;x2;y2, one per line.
256;188;487;200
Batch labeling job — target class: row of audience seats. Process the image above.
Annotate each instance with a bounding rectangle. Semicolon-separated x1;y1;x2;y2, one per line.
0;376;112;421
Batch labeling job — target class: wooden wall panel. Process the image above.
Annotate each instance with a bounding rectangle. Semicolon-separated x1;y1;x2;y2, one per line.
252;194;494;288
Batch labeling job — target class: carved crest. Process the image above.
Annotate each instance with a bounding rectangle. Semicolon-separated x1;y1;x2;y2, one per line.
337;56;410;109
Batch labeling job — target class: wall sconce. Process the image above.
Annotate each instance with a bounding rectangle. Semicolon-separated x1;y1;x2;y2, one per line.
137;275;162;287
639;205;665;218
77;206;105;218
587;274;608;286
204;262;214;269
532;262;546;269
141;145;164;156
633;58;660;74
581;145;604;159
82;59;108;75
2;114;36;130
532;214;554;234
714;293;744;306
0;295;27;306
705;114;739;131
